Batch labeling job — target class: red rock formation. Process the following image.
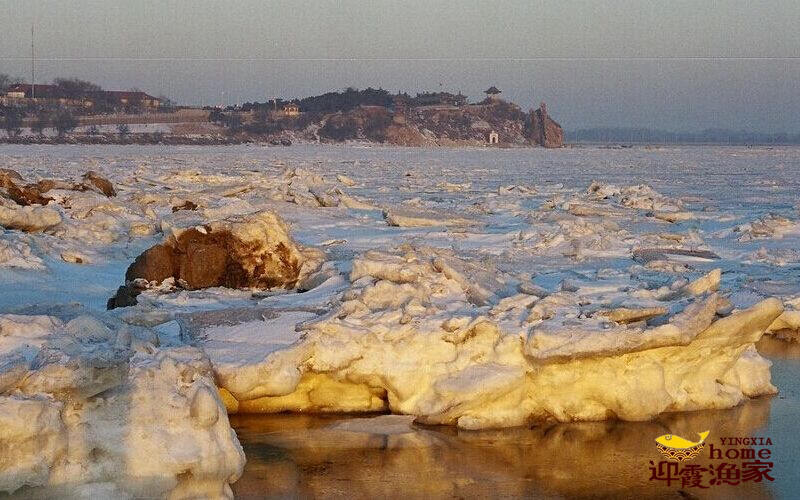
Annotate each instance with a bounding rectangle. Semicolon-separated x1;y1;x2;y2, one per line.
529;102;564;148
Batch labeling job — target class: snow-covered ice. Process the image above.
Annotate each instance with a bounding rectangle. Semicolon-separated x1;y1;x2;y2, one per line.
2;143;800;495
0;308;244;497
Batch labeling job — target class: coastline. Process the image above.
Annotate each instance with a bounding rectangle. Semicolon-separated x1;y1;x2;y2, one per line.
2;135;795;148
0;134;555;148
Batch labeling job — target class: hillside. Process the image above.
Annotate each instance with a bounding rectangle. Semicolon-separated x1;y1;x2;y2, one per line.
307;99;563;147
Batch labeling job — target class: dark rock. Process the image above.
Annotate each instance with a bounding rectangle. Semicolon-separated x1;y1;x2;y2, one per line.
107;285;142;310
172;200;198;212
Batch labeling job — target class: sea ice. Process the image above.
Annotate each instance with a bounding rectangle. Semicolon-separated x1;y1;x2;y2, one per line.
2;144;799;492
0;310;245;497
194;248;781;430
0;205;62;233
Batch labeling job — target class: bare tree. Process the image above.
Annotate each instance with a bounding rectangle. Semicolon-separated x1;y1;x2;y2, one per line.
54;110;78;136
31;111;51;136
2;107;24;137
0;74;22;93
53;78;102;99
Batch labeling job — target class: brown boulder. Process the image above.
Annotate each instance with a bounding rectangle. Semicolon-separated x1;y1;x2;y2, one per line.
34;179;87;194
110;212;324;308
177;240;229;289
2;170;116;206
83;171;117;197
6;182;53;206
0;170;54;206
125;244;178;284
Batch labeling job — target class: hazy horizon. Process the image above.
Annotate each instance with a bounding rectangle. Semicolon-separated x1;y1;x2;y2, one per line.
1;0;798;133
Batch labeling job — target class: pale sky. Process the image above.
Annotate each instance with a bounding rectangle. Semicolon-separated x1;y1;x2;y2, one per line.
1;0;798;132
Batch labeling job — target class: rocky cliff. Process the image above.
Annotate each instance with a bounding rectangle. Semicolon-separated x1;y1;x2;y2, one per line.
311;99;564;148
529;102;564;148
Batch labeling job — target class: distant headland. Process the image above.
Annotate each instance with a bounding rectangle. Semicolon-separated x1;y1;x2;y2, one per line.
0;77;563;148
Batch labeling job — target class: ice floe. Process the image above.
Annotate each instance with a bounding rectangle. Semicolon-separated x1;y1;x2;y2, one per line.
0;309;244;496
191;248;781;430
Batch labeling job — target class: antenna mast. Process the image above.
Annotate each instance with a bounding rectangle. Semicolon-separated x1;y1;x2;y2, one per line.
31;24;35;99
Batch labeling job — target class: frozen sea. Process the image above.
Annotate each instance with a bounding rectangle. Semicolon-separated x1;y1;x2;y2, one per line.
3;143;800;310
1;143;799;498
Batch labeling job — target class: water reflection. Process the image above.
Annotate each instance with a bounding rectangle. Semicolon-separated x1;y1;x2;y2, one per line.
757;336;800;360
231;397;775;499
